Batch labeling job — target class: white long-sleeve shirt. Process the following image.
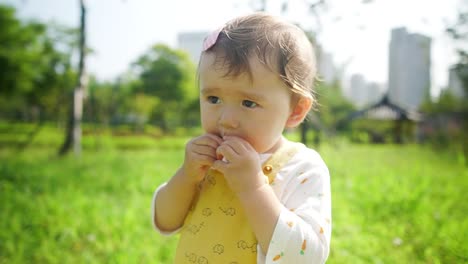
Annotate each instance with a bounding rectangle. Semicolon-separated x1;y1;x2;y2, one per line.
152;145;332;263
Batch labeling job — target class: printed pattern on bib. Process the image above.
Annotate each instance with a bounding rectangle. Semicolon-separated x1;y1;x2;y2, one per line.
174;143;301;263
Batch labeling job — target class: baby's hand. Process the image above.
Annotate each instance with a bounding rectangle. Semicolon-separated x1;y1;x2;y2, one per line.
182;133;223;184
212;136;265;195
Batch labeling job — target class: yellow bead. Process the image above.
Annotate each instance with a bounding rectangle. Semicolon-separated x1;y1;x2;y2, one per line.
263;165;273;174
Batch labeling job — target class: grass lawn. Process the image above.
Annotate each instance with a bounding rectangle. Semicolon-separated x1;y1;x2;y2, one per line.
0;124;467;263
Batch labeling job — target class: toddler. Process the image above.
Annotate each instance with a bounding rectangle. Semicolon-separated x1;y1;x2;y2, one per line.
152;12;331;264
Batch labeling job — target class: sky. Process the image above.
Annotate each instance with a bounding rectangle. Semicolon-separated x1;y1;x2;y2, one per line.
3;0;463;96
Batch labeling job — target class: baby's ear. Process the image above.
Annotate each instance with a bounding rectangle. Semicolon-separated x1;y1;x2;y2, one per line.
286;97;312;128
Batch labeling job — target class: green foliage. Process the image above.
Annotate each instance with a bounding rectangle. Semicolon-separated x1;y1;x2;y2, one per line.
131;44;198;132
0;5;43;96
1;5;200;133
419;9;468;156
445;6;468;104
419;5;468;160
314;80;356;131
348;119;402;144
416;5;467;154
421;89;467;114
133;44;196;100
1;124;466;263
82;44;200;133
84;77;116;125
0;4;77;121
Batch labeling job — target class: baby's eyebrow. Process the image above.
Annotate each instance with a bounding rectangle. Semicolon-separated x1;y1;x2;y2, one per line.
200;87;266;102
238;91;266;102
200;87;219;95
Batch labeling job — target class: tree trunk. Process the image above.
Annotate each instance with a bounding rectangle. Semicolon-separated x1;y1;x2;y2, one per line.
16;106;44;151
59;0;86;156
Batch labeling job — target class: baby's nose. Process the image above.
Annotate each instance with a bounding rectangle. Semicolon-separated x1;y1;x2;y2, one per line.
218;108;239;129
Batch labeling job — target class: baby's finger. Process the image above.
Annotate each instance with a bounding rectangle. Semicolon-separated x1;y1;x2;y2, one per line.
193;134;223;149
191;145;217;158
216;144;237;163
222;136;250;154
192;152;217;166
204;133;224;145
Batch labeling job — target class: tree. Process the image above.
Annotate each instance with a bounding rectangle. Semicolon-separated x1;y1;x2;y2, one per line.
0;5;75;121
315;80;355;130
131;44;197;132
280;1;327;145
59;0;87;156
0;4;78;151
420;89;464;114
447;8;468;97
446;5;468;160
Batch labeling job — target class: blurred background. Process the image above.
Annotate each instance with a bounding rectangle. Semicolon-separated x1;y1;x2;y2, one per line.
0;0;467;263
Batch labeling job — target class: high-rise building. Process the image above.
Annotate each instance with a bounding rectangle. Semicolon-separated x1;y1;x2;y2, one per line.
366;82;385;104
318;51;337;85
388;27;431;110
177;31;208;64
347;74;385;107
349;74;367;107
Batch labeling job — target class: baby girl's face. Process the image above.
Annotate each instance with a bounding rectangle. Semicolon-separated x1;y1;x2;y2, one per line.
198;53;295;154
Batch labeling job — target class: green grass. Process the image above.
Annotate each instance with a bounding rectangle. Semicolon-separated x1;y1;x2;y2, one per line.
0;148;181;263
319;143;468;263
0;123;467;263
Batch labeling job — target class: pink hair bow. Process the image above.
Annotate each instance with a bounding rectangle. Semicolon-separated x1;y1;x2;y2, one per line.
203;27;223;51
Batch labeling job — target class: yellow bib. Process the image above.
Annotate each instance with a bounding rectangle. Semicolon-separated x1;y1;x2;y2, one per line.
174;143;301;264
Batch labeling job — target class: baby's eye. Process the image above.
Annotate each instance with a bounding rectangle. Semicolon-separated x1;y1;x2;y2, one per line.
242;100;258;108
207;96;221;104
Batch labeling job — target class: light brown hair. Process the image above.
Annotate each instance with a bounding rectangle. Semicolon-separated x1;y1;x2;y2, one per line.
202;12;317;101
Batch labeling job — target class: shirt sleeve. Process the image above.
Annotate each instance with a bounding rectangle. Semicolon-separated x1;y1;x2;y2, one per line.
264;148;332;264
